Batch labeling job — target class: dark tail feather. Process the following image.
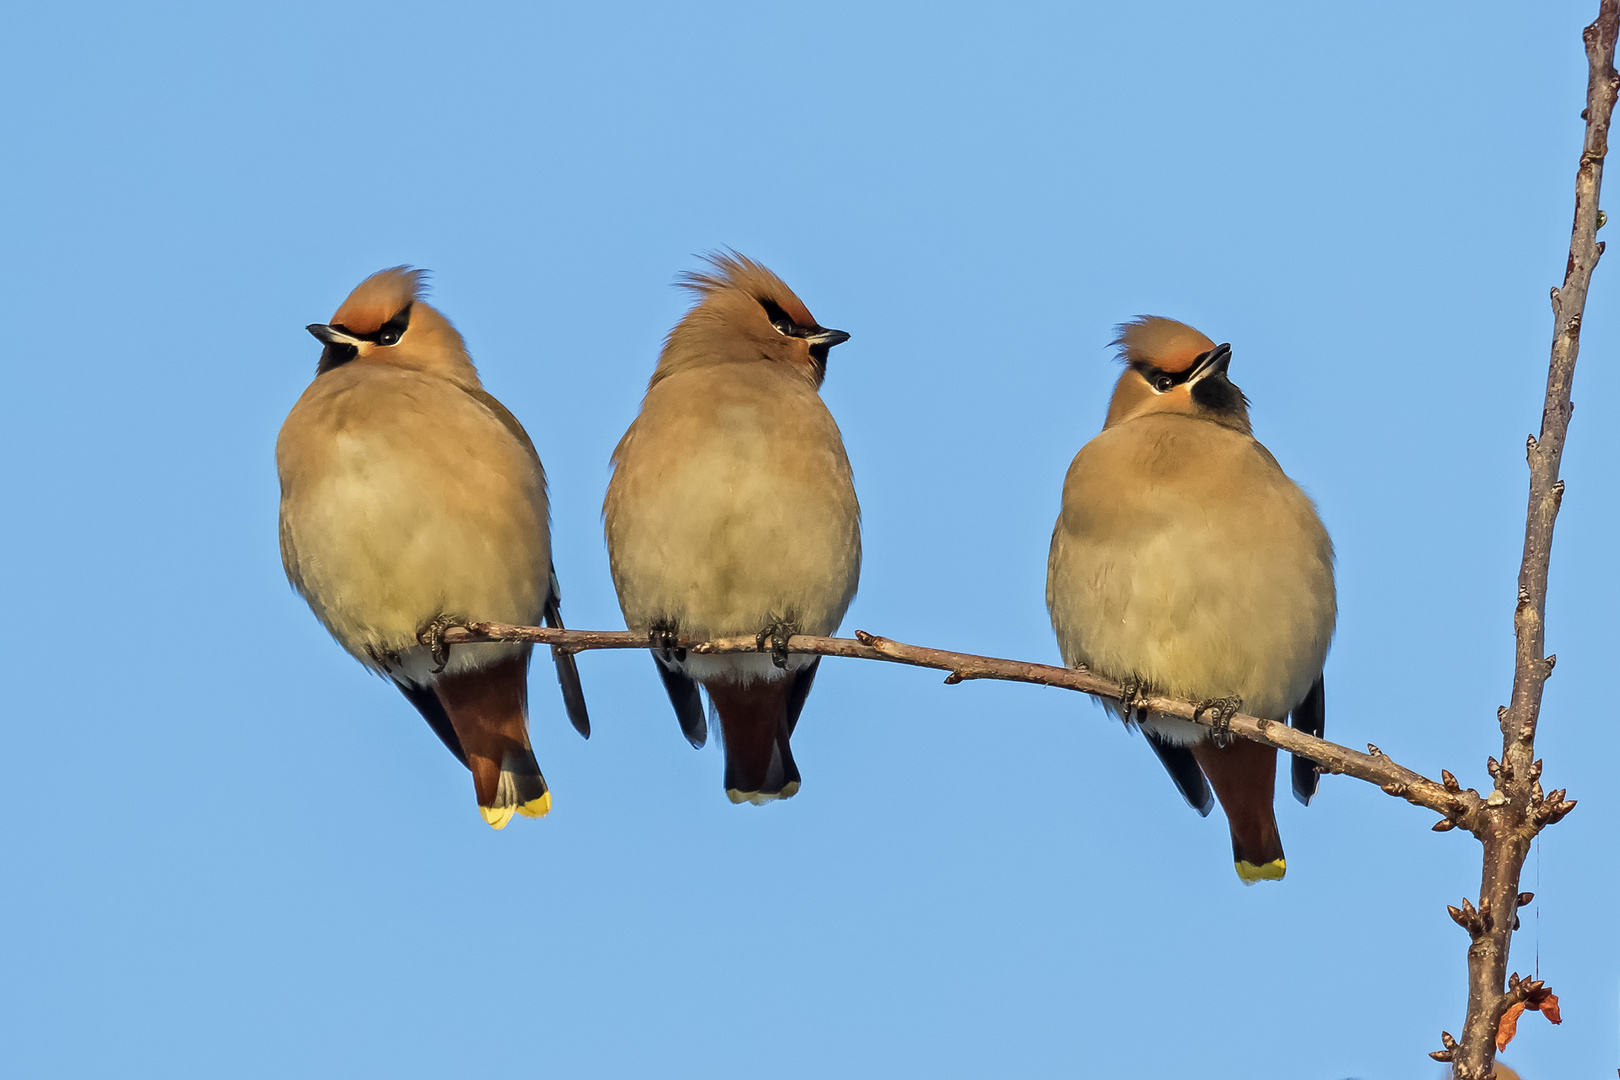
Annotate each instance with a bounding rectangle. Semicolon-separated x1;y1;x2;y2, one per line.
784;657;820;737
1144;732;1214;816
1190;737;1285;883
1290;675;1326;805
706;677;800;804
543;575;591;739
435;651;551;828
392;676;468;766
654;655;707;748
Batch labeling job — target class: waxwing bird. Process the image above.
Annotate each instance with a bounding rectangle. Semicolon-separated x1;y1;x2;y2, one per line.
277;266;590;828
603;252;860;804
1046;316;1335;882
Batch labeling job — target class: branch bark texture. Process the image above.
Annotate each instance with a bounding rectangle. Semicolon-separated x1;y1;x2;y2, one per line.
445;621;1475;819
1443;5;1616;1076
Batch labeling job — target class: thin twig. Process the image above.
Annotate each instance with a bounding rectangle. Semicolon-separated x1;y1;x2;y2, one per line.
1446;4;1616;1076
446;621;1476;820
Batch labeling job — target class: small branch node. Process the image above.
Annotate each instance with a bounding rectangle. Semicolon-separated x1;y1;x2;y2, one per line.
942;672;964;685
1441;1031;1458;1051
1547;798;1578;825
1530;759;1544;781
1518;891;1535;906
1487;756;1502;779
1433;818;1458;832
1381;781;1407;797
1367;743;1384;757
1441;769;1461;793
1544;653;1558;676
1428;1051;1453;1063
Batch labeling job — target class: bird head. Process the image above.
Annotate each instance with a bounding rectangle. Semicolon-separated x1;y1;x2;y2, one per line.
655;251;849;388
1103;316;1250;433
306;266;476;383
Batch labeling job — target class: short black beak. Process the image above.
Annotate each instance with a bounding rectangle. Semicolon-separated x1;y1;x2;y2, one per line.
1187;342;1232;383
804;326;851;348
307;323;363;346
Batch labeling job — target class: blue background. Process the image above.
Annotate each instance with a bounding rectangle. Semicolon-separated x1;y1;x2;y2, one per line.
0;2;1612;1076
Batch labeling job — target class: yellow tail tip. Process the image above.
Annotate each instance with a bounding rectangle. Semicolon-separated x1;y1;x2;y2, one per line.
480;791;551;828
480;804;516;830
725;783;799;806
1235;857;1287;884
516;792;552;819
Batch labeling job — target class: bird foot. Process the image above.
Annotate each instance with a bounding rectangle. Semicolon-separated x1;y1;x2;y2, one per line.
756;617;799;670
1196;696;1243;749
1118;676;1150;724
649;619;686;664
418;614;459;674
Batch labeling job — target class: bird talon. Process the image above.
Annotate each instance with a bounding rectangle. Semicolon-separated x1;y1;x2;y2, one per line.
650;620;684;663
1118;676;1149;723
756;617;798;670
1196;696;1243;749
419;614;457;674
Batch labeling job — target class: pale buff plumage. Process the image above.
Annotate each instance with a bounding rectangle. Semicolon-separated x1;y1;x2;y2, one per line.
1046;316;1335;882
277;266;587;827
604;252;859;803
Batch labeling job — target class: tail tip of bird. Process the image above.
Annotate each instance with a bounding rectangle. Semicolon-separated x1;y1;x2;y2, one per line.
479;791;551;829
1234;857;1286;884
480;804;516;829
725;780;801;806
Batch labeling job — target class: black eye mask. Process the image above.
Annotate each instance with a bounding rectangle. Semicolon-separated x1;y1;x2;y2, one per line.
333;303;413;347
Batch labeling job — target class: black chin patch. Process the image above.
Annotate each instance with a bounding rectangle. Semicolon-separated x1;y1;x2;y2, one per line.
1191;374;1248;414
316;342;358;374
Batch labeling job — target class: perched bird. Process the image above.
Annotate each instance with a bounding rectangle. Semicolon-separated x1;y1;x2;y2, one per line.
277;266;589;828
604;252;859;804
1046;316;1335;882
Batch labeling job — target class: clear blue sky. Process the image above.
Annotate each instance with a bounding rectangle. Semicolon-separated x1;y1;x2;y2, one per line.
1;2;1612;1076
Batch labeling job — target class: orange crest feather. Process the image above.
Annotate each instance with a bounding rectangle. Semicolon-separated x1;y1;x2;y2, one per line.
678;250;817;327
1113;316;1217;373
331;266;428;334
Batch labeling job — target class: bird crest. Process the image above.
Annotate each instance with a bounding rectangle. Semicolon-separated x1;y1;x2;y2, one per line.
331;266;429;334
677;250;818;329
1113;316;1217;374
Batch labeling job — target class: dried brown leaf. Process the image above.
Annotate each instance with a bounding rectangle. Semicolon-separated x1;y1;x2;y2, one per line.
1497;1001;1527;1051
1527;988;1562;1025
1498;988;1563;1051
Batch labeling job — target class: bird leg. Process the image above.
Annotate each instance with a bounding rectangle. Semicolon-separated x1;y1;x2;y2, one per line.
1118;676;1150;724
418;614;459;674
1196;696;1243;749
756;616;800;670
649;618;685;664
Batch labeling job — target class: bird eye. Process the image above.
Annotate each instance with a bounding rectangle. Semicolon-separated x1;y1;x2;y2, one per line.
759;298;799;337
378;330;400;346
1154;374;1175;393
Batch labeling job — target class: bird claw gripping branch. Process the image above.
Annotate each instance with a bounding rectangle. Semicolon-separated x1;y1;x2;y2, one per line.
756;617;798;670
1117;676;1150;724
649;620;685;664
1196;696;1243;748
419;613;459;674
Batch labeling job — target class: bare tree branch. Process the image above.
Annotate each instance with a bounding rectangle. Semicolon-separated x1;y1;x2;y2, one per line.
444;621;1477;820
1440;4;1617;1075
